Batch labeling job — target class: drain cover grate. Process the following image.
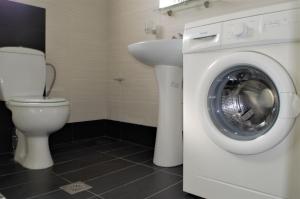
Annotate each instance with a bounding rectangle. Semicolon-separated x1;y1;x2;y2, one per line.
60;181;92;195
0;193;6;199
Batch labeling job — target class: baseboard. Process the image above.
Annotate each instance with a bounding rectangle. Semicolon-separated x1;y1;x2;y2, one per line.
50;119;157;148
105;120;157;147
0;115;157;154
49;120;107;147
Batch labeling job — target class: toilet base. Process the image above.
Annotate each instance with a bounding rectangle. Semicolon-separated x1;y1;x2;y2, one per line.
14;130;54;170
14;130;26;163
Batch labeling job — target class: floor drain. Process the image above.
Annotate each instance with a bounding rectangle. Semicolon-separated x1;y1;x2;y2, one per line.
0;193;6;199
60;181;92;195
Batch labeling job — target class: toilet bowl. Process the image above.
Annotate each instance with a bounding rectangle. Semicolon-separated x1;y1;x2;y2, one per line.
6;96;70;170
0;47;70;170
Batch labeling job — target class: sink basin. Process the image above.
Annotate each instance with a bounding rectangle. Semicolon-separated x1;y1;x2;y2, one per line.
128;39;183;67
128;40;183;167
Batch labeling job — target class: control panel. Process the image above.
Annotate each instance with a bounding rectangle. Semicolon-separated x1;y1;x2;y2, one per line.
183;6;300;53
222;16;260;45
261;9;300;41
223;9;300;45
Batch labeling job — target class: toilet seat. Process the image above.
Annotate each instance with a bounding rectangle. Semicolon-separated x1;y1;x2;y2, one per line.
7;96;69;107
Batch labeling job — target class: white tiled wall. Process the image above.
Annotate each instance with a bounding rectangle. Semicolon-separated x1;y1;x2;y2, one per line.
9;0;293;126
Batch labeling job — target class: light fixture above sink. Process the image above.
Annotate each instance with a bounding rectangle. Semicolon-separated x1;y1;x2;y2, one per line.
128;39;183;167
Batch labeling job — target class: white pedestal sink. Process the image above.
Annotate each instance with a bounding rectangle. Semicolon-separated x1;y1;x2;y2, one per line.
128;40;183;167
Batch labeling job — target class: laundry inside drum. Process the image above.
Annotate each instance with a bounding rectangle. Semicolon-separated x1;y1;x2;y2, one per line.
208;66;280;141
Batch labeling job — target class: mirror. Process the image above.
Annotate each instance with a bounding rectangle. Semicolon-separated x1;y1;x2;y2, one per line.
159;0;189;9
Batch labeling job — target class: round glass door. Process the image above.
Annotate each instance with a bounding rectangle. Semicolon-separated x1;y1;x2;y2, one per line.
208;65;280;141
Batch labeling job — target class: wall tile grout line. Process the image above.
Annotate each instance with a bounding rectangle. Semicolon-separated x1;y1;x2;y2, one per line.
143;180;183;199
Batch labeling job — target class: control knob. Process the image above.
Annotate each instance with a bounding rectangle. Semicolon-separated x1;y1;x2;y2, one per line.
232;23;249;38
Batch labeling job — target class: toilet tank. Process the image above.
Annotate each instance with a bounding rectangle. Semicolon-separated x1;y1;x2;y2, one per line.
0;47;46;101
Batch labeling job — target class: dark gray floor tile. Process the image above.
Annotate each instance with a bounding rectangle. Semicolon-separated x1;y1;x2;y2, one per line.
51;142;78;154
149;181;203;199
95;137;118;145
96;142;132;153
161;165;183;176
75;138;115;149
0;174;68;199
53;147;100;163
30;190;94;199
0;154;14;166
123;150;154;163
51;138;104;155
87;165;155;194
0;162;26;176
105;145;147;158
0;168;54;189
61;159;134;182
53;153;115;174
141;160;162;169
101;171;182;199
139;160;183;176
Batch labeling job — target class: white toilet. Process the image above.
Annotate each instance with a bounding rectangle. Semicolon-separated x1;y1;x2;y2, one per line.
0;47;70;170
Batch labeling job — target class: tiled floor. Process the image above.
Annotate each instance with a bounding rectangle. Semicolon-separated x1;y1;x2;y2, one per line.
0;137;202;199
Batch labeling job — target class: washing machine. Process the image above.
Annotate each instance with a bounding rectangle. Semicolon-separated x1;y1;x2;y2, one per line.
183;2;300;199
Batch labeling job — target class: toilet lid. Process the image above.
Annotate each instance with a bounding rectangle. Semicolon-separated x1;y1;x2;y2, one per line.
10;96;67;103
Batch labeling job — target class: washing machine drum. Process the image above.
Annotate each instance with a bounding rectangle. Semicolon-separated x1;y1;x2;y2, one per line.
202;52;299;154
208;66;280;141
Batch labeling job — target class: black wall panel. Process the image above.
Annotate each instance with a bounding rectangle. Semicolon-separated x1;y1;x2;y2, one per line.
0;0;45;52
0;0;45;153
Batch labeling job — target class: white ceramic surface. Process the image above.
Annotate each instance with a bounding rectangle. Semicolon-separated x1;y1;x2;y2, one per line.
0;47;46;101
0;47;70;170
128;39;183;167
7;101;70;169
183;2;300;199
128;39;183;67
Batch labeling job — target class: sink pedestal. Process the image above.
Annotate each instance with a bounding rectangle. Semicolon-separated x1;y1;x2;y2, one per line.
153;65;183;167
128;39;183;167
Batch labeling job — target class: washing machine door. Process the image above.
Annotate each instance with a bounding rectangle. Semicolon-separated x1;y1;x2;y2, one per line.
201;52;300;154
